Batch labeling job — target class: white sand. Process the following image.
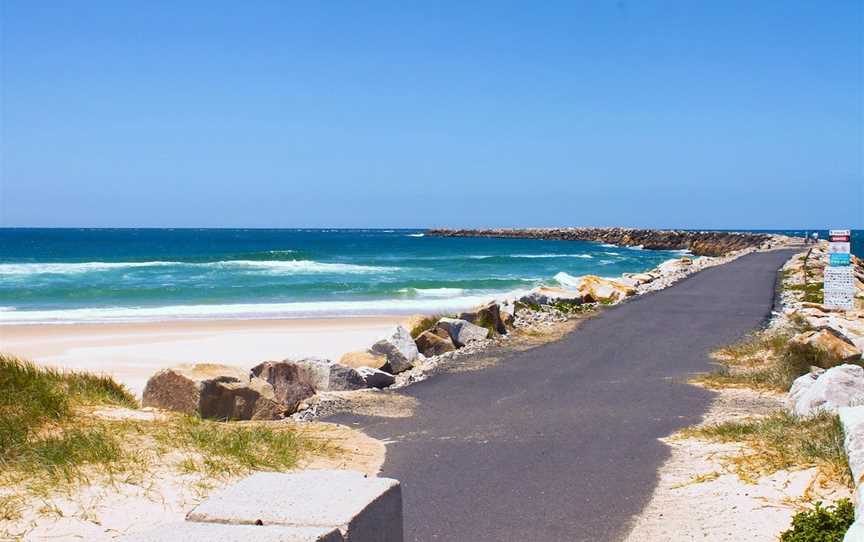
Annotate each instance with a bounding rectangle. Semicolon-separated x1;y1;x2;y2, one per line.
3;420;385;541
0;317;408;396
624;388;852;541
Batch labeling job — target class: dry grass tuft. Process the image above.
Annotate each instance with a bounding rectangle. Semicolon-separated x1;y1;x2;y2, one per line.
681;411;852;487
0;352;336;503
694;325;846;393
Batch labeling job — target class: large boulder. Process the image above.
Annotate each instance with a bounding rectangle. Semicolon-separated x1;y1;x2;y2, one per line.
622;272;655;285
339;350;388;370
142;363;283;421
573;275;636;304
499;300;517;325
787;364;864;417
657;257;693;275
369;325;419;374
519;286;582;306
249;361;316;414
458;302;507;335
435;317;489;348
356;366;396;389
414;329;456;357
789;328;863;365
289;357;366;391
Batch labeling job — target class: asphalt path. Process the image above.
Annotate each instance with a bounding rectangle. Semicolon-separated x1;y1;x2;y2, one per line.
329;249;799;542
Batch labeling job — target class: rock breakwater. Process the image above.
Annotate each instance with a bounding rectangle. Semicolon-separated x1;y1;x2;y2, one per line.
426;228;783;256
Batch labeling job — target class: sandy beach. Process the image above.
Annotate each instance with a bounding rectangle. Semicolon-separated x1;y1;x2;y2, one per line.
0;316;407;396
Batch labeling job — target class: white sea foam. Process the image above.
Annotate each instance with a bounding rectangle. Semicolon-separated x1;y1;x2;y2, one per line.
399;287;466;298
601;243;618;248
202;260;396;274
407;233;425;237
553;271;583;288
0;259;395;276
509;254;594;259
0;261;181;275
0;294;533;325
467;254;593;260
603;251;621;256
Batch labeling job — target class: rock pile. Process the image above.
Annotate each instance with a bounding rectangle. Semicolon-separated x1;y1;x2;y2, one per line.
142;364;284;421
788;365;864;417
142;237;791;422
777;245;864;416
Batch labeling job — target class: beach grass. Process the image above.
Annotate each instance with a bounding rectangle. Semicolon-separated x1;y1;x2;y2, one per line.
0;352;137;475
0;352;334;501
785;283;825;304
693;326;838;392
681;410;852;487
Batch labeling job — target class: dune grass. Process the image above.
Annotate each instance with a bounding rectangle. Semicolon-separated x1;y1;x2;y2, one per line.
695;340;829;392
0;353;333;501
0;352;138;489
682;410;852;486
693;313;842;393
153;416;330;477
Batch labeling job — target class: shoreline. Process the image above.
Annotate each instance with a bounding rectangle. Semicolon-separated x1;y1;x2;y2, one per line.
1;234;800;400
0;316;409;396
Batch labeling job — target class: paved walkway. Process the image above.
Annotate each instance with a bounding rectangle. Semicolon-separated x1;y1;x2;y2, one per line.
330;249;798;542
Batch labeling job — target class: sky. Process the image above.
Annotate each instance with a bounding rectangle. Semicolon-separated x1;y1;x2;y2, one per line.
1;1;862;229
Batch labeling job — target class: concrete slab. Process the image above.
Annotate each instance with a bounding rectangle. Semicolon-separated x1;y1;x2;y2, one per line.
840;406;864;487
188;470;402;542
845;520;864;542
118;522;345;542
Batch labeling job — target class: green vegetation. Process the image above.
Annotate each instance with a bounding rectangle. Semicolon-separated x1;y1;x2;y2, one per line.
780;499;855;542
153;416;329;477
696;340;830;392
0;352;138;489
783;249;824;304
409;313;451;338
0;353;333;501
514;300;541;312
549;299;590;314
786;282;825;304
682;411;852;486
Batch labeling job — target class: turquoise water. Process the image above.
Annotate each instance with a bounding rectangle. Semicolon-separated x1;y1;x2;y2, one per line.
1;228;856;324
0;228;689;324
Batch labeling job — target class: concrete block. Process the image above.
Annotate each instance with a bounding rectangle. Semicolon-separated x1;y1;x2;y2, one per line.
119;522;345;542
845;520;864;542
840;406;864;487
187;470;402;542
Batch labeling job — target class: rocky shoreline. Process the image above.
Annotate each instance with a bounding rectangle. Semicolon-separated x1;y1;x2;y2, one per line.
137;231;799;423
426;227;782;257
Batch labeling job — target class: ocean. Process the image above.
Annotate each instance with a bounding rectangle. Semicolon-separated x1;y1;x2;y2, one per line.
0;228;858;324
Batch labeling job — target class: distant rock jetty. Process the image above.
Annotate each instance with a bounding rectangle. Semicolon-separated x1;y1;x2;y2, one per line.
426;228;780;256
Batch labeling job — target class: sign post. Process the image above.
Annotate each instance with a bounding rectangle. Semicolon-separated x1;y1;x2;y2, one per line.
824;229;854;310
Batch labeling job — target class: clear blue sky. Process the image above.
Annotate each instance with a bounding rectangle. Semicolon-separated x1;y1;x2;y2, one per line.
1;1;861;229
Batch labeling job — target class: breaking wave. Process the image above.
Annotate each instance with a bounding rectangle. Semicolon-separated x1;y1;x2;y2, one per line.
0;259;396;276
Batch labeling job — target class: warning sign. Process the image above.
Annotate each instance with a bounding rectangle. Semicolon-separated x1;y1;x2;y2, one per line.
824;229;854;310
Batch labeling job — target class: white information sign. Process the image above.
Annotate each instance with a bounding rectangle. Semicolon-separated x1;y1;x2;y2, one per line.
824;229;854;310
824;290;855;309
